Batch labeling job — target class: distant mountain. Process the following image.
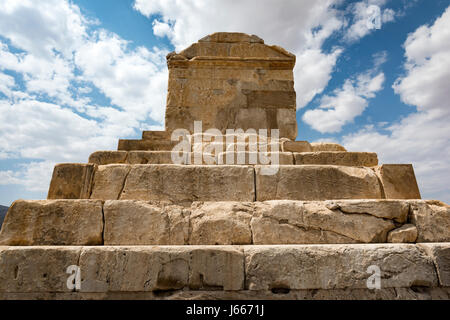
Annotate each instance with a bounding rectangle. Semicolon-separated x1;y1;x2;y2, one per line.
0;205;8;228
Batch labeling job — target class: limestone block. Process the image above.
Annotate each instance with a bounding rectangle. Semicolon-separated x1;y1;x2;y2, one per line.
410;200;450;242
244;244;438;290
88;151;127;165
282;141;312;152
0;247;81;293
47;163;95;199
255;165;382;201
79;246;190;292
217;152;293;165
189;202;252;245
387;224;418;243
120;165;255;203
294;152;378;167
118;139;176;151
0;200;103;245
325;200;409;223
90;165;131;200
374;164;421;199
251;201;395;244
418;243;450;287
103;200;189;245
189;246;245;291
127;151;175;164
310;142;347;152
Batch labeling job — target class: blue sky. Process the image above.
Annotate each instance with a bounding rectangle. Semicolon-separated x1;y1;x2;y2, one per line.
0;0;449;205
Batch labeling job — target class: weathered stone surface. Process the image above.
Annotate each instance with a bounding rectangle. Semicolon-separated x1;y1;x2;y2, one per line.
217;152;293;165
251;201;395;244
88;151;128;165
255;165;382;201
294;152;378;167
189;202;252;245
189;246;245;290
0;246;81;293
325;200;409;223
418;243;450;287
0;200;103;245
47;163;95;199
127;151;175;164
374;164;421;199
310;142;347;152
244;244;437;290
90;165;130;200
410;200;450;242
118;139;176;151
103;200;189;245
120;165;255;203
387;224;418;243
282;141;312;152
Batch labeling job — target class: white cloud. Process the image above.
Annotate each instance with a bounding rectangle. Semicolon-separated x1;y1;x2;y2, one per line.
343;6;450;203
302;55;385;134
134;0;345;109
345;0;396;42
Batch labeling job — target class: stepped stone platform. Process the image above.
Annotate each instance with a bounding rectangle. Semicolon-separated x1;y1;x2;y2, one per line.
0;32;449;300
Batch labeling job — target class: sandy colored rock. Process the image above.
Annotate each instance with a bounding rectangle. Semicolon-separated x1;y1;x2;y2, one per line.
217;151;293;165
282;141;312;152
244;244;437;290
103;200;189;245
255;165;382;201
418;243;450;287
88;151;127;165
188;246;245;290
47;163;95;199
325;200;409;223
410;200;450;242
127;151;176;164
387;224;418;243
374;164;421;199
310;142;347;152
294;152;378;167
251;201;395;244
0;200;103;246
0;246;81;293
120;165;255;203
189;202;252;245
90;165;130;200
118;139;176;151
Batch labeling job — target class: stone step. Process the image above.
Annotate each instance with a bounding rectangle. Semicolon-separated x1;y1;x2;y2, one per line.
48;164;421;201
89;150;377;166
1;200;448;246
0;243;448;299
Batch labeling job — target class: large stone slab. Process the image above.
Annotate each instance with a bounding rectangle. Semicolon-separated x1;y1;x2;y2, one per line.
217;151;293;165
88;151;127;165
189;202;252;245
374;164;421;199
410;200;450;242
0;246;81;293
294;152;378;167
255;165;382;201
47;164;95;199
120;165;255;203
244;244;438;290
418;243;450;287
90;165;131;200
310;142;346;152
251;201;396;244
0;200;103;245
103;200;189;245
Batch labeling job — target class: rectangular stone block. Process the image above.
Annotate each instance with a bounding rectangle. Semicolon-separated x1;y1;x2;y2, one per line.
120;165;255;203
409;200;450;242
0;200;103;245
0;247;81;293
88;151;127;165
374;164;421;199
217;152;293;165
255;165;382;201
310;142;346;152
294;152;378;167
47;163;95;199
103;200;189;245
90;165;131;200
244;244;438;290
244;90;296;109
418;243;450;287
282;141;312;152
118;139;176;151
